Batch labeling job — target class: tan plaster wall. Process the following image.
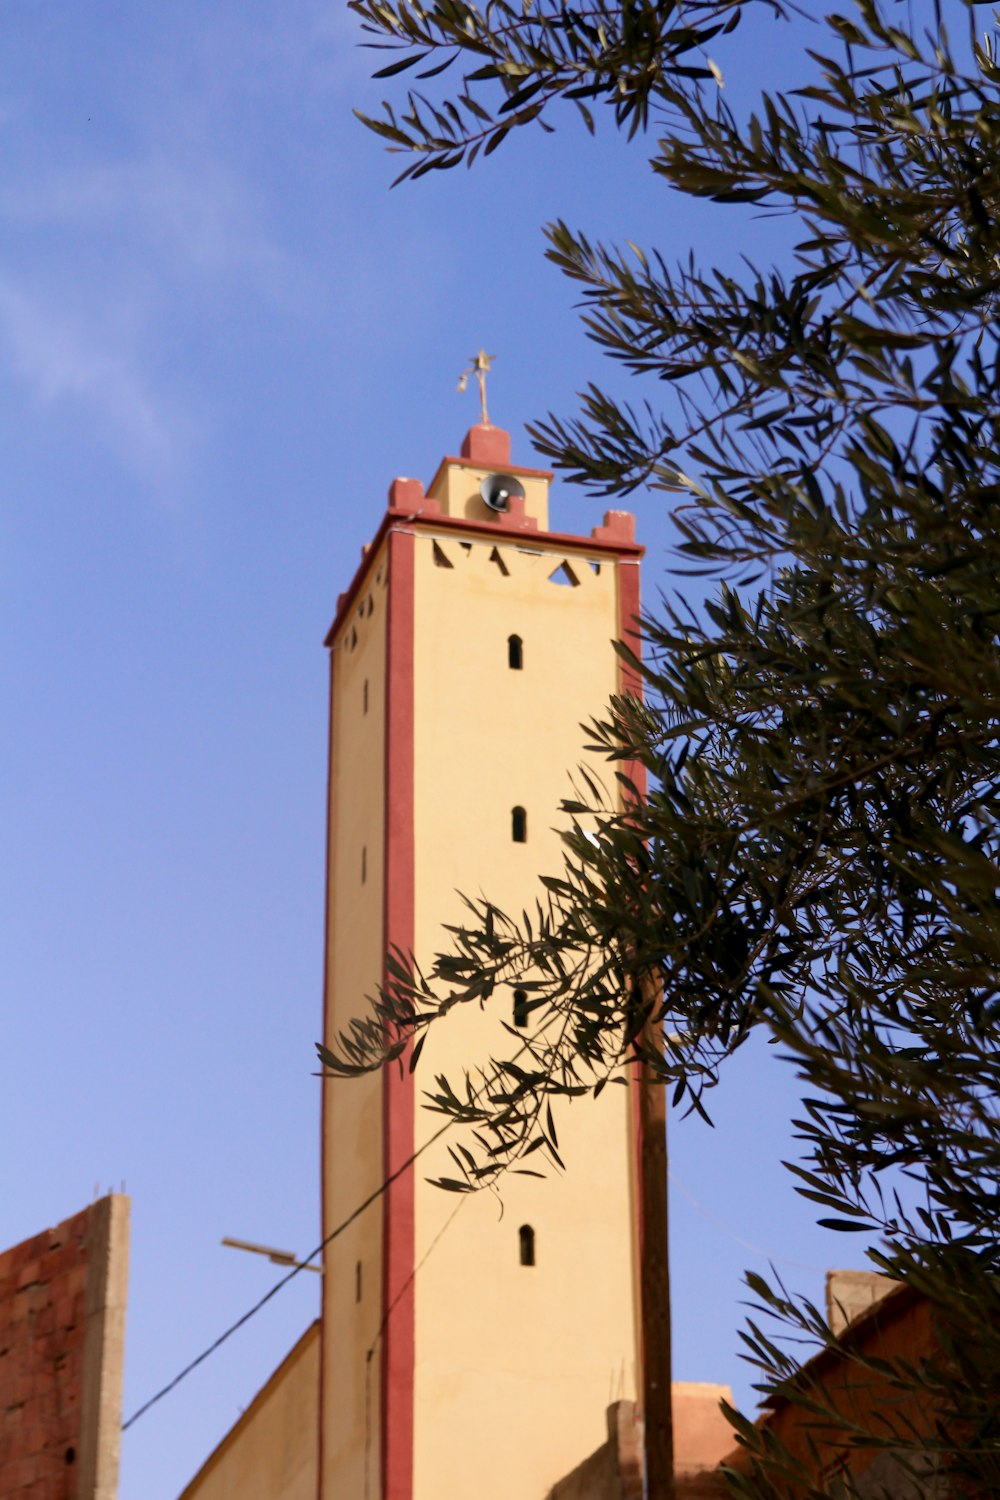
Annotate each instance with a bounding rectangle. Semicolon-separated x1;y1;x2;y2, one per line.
545;1389;735;1500
547;1402;643;1500
671;1383;734;1481
177;1323;318;1500
824;1269;895;1338
78;1196;129;1500
409;524;639;1500
320;549;390;1500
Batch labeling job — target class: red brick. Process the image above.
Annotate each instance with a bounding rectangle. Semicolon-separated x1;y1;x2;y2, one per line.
35;1248;68;1285
15;1453;37;1486
50;1297;73;1335
61;1269;85;1302
14;1263;42;1293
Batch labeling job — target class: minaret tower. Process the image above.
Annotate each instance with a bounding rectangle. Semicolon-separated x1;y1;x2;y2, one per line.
320;415;646;1500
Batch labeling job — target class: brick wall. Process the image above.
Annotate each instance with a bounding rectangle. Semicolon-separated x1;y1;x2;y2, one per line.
0;1197;129;1500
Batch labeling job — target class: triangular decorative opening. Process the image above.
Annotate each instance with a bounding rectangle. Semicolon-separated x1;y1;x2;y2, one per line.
488;546;510;577
432;541;454;569
548;560;580;588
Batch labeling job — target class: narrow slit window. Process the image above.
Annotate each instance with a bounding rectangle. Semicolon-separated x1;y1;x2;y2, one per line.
519;1225;535;1267
511;806;527;843
361;846;367;883
355;1260;362;1303
513;989;529;1028
508;634;523;670
363;678;369;714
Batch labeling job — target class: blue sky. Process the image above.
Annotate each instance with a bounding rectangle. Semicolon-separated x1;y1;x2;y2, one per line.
2;4;864;1496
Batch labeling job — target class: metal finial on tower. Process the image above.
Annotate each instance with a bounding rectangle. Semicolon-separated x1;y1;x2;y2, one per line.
457;349;494;426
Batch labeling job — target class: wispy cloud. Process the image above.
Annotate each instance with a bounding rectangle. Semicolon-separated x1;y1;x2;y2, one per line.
0;139;291;489
0;3;369;495
0;151;285;280
0;271;187;482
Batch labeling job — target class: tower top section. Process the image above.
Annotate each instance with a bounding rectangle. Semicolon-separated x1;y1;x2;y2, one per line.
326;422;640;645
426;422;552;530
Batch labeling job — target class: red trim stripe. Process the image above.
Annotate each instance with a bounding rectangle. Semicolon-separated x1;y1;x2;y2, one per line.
617;557;645;797
381;525;416;1500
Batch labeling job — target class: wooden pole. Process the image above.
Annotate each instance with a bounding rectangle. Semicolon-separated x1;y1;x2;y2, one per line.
640;1031;674;1500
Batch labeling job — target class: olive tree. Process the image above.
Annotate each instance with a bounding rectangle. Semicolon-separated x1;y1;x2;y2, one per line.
322;3;1000;1492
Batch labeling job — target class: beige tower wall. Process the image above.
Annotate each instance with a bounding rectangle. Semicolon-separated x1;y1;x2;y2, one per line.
320;440;644;1500
408;526;639;1500
320;547;391;1500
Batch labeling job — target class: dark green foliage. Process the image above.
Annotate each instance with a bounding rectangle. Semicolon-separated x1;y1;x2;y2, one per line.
326;1;1000;1491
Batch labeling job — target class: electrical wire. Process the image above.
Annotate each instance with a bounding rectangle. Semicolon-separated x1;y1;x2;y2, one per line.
125;1035;808;1432
668;1167;826;1273
122;1023;550;1433
121;1110;457;1433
